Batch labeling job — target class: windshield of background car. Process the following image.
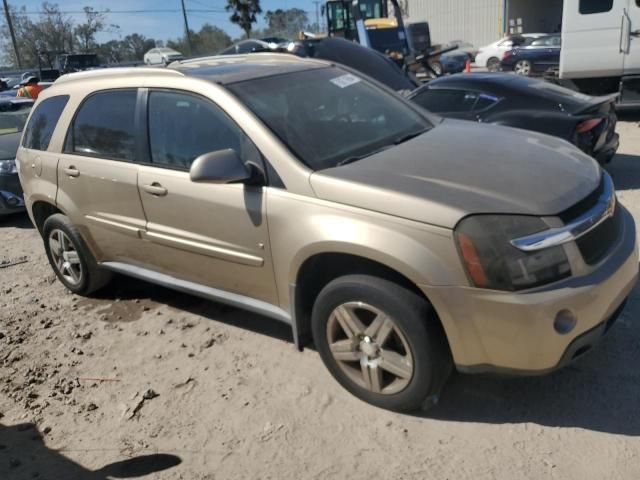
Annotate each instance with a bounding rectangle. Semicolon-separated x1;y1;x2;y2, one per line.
227;67;431;170
0;104;31;135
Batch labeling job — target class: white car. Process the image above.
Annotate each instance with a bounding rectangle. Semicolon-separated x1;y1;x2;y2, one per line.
143;48;185;66
475;34;547;71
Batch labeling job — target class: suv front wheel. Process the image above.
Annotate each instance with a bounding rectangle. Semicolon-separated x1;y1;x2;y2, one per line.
43;214;112;295
312;275;452;412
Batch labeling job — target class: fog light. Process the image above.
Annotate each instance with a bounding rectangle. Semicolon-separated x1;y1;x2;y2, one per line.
554;310;577;335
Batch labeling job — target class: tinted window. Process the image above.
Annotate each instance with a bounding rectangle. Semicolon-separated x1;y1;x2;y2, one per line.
229;67;431;170
22;95;68;150
67;90;136;161
580;0;614;14
412;89;478;113
474;93;500;111
148;90;262;169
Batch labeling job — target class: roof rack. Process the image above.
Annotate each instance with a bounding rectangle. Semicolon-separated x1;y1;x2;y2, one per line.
54;67;184;84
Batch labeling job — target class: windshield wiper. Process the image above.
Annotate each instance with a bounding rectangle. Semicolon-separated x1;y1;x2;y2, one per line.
392;128;428;145
336;145;394;167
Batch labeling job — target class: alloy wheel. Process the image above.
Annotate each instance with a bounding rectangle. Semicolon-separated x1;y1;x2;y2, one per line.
514;60;531;76
48;229;83;286
487;57;501;72
326;302;414;395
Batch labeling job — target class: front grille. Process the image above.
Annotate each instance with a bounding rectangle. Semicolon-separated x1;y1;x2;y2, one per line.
575;203;622;265
558;178;604;223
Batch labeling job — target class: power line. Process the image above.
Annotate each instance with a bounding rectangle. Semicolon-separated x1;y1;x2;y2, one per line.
16;9;228;15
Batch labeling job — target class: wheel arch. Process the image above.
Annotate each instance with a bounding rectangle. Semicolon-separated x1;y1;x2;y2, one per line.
290;250;451;354
31;200;64;233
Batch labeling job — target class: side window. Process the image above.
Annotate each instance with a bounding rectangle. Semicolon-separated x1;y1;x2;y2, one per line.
22;95;69;151
412;89;478;113
66;90;137;161
148;90;262;170
579;0;614;14
474;93;500;112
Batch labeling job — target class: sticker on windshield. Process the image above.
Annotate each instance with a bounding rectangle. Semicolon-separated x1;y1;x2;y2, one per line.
330;74;361;89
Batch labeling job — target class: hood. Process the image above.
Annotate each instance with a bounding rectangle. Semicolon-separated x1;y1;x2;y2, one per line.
0;131;21;160
310;119;600;229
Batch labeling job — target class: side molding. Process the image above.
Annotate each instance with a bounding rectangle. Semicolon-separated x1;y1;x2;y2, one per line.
101;262;292;325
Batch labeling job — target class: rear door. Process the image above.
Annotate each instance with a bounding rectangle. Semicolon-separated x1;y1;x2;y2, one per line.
57;89;148;264
625;0;640;74
561;0;626;78
136;89;278;304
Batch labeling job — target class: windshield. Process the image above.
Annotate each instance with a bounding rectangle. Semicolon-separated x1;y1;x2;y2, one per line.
0;106;31;135
228;67;431;170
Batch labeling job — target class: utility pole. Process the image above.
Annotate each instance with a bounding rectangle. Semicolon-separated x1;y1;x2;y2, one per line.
2;0;21;68
313;0;321;33
180;0;193;55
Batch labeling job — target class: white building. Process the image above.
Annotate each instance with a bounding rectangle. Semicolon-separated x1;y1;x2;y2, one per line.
406;0;564;47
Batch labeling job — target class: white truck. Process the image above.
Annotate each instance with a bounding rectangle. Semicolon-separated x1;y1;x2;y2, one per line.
561;0;640;106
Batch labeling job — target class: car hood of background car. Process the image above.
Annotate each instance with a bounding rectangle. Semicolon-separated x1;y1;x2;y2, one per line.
0;132;20;160
310;119;601;229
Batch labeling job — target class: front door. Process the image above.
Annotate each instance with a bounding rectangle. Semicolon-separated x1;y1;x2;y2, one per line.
57;89;149;264
561;0;627;78
625;0;640;74
136;89;278;304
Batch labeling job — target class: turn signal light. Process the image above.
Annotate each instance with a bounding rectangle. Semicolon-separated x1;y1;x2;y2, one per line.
457;233;489;287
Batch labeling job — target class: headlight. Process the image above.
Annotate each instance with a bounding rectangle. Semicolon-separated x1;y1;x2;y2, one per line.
0;159;17;174
455;215;571;291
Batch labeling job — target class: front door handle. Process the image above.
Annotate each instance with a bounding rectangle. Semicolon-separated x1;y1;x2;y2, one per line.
631;30;640;38
142;183;168;196
63;166;80;177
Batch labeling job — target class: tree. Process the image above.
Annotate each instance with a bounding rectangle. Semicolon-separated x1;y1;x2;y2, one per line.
225;0;262;38
264;8;308;38
0;2;75;68
74;7;107;53
168;24;232;56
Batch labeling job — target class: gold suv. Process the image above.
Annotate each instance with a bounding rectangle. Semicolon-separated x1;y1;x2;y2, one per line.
18;54;638;411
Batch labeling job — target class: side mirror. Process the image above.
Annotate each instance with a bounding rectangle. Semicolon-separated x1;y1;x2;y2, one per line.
189;149;251;184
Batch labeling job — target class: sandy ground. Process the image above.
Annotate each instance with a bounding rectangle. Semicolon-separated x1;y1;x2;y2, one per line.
2;118;640;480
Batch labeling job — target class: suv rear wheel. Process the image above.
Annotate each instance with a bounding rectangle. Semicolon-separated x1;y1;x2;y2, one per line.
43;214;112;295
311;275;452;412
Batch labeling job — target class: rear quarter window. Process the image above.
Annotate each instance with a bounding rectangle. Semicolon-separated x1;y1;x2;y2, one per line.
22;95;69;151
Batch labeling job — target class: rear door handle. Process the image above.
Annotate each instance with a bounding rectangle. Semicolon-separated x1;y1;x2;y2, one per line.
631;30;640;38
63;166;80;177
142;183;168;196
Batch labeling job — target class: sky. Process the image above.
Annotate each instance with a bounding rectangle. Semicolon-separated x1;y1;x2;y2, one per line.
9;0;322;42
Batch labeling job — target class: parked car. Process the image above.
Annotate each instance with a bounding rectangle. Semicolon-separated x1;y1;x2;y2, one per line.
0;98;32;215
410;73;619;163
435;51;469;75
19;56;637;412
144;48;185;65
501;34;562;76
475;34;547;71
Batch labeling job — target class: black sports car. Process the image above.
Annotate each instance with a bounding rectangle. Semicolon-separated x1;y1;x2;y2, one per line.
409;74;619;164
209;37;619;164
0;98;32;215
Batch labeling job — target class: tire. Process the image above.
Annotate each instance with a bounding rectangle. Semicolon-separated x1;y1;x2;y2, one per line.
514;60;532;76
487;57;501;72
311;275;452;412
42;214;112;296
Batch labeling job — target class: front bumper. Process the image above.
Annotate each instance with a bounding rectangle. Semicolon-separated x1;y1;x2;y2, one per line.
422;207;638;374
0;173;25;215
